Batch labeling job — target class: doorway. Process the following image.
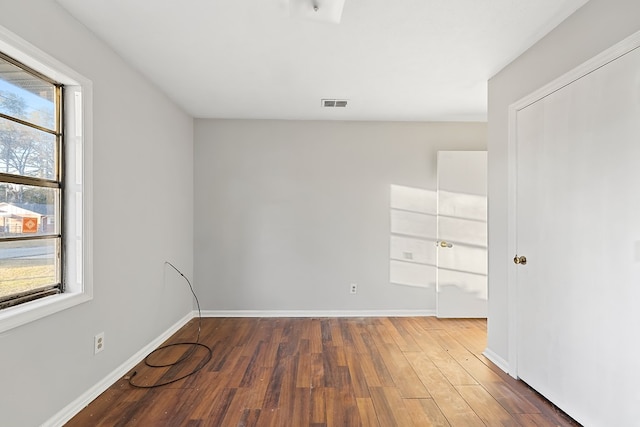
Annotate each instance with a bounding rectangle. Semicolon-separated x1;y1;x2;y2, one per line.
389;151;487;318
436;151;487;318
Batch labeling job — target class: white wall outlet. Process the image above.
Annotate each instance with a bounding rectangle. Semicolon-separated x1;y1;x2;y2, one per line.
94;332;105;354
350;283;357;294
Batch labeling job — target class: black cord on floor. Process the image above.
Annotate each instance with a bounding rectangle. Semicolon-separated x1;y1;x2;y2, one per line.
127;262;212;389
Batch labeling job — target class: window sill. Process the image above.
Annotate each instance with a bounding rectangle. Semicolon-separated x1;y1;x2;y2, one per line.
0;291;92;333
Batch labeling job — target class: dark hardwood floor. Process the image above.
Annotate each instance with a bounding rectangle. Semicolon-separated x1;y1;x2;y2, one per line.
66;317;580;426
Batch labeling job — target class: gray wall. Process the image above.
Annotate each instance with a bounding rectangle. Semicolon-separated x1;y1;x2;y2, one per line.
194;119;486;313
487;0;640;363
0;2;194;426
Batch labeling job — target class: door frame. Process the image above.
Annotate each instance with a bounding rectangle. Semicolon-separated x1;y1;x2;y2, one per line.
506;29;640;378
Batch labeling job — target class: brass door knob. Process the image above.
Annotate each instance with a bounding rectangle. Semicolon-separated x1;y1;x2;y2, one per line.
513;255;527;265
438;241;453;248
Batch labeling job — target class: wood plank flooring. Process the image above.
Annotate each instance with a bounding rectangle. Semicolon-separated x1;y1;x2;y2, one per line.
66;317;580;426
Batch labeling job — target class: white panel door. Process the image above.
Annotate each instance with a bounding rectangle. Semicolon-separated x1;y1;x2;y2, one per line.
436;151;487;318
515;44;640;426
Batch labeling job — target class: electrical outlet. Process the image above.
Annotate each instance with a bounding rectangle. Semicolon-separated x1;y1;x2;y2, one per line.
94;332;105;354
350;283;358;294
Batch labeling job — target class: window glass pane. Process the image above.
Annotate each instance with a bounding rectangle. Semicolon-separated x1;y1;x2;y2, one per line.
0;238;59;301
0;183;59;237
0;56;55;130
0;116;56;180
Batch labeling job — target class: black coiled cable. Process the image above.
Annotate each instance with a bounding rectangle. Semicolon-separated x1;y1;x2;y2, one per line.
127;262;212;388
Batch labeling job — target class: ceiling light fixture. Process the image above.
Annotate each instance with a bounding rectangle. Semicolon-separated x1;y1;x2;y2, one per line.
289;0;346;24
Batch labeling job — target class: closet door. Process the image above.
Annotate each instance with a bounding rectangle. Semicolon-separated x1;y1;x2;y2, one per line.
515;45;640;425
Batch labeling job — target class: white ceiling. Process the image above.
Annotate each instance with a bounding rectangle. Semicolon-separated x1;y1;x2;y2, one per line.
56;0;588;121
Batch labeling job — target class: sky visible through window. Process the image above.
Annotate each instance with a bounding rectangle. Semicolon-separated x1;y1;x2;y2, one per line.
0;79;54;126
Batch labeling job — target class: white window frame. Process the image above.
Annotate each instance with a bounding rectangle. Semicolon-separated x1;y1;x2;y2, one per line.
0;25;93;333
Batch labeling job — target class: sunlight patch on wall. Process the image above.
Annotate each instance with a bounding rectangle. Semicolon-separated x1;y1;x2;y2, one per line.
389;184;437;288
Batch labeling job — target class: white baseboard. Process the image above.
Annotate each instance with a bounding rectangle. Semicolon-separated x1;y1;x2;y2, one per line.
482;348;511;374
44;312;195;427
200;309;436;318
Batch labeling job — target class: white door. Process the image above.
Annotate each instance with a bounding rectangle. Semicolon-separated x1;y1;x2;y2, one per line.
514;41;640;425
436;151;487;318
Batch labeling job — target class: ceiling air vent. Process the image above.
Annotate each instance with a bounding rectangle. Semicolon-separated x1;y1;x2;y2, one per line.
322;99;348;108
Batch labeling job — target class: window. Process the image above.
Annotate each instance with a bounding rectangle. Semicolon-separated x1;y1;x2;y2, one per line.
0;25;92;332
0;52;63;309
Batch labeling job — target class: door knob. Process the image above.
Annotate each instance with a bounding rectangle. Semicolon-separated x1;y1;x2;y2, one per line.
513;255;527;265
438;241;453;248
